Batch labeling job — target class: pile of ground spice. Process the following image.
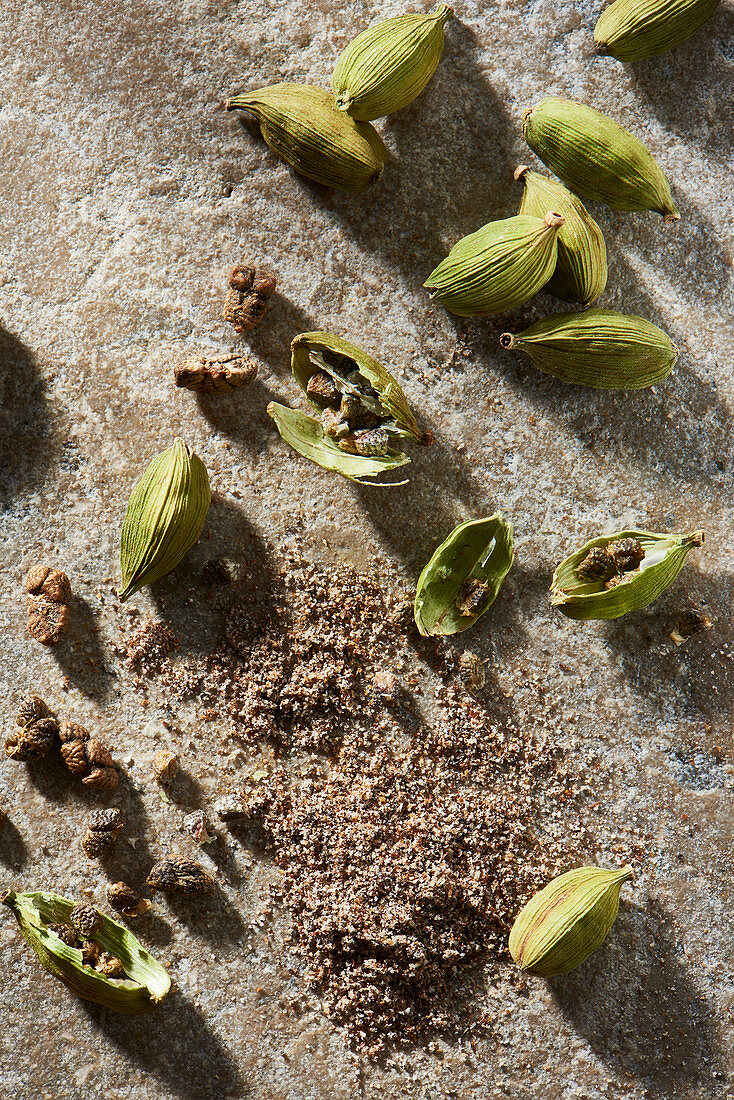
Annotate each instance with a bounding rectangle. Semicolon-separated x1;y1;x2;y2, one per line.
126;555;581;1051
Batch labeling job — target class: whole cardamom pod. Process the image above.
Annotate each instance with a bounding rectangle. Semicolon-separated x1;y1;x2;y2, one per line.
2;890;170;1012
595;0;721;61
119;438;211;601
226;84;387;194
499;309;678;390
414;514;514;636
509;866;633;976
551;528;705;620
424;212;565;317
332;5;453;121
522;97;679;221
515;166;607;306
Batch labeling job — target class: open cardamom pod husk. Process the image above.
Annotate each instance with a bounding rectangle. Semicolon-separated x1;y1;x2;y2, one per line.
268;331;431;485
414;514;514;635
2;890;171;1012
550;528;704;620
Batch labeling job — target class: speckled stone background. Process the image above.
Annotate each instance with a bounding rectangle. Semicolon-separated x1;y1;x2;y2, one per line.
1;0;734;1097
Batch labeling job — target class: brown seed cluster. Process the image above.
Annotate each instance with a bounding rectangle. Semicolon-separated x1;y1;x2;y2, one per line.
25;565;72;646
222;264;276;333
6;696;58;761
59;722;119;790
82;808;124;858
146;857;215;896
174;351;258;393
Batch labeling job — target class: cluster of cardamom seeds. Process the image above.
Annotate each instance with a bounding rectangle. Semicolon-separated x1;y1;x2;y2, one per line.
226;7;452;193
5;697;120;790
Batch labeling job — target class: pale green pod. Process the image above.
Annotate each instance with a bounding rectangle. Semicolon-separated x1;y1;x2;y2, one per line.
414;514;514;636
226;84;387;194
515;166;607;305
119;438;211;601
332;6;453;121
522;97;679;221
424;212;565;318
268;332;430;485
499;309;677;390
550;528;705;620
509;866;633;977
2;890;171;1012
595;0;721;62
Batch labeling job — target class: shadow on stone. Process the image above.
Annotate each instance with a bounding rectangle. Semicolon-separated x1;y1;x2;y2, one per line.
0;327;57;505
156;882;253;955
0;816;29;870
628;9;734;160
194;378;280;459
86;988;247;1099
52;594;117;703
550;899;723;1099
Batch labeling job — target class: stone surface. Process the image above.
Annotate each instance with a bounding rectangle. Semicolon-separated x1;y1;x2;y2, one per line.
1;1;733;1098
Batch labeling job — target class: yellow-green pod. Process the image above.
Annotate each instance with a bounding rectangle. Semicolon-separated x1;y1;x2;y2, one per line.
226;84;387;194
424;212;565;318
268;331;430;485
414;514;514;636
515;166;607;305
2;890;171;1012
119;438;211;601
332;6;453;121
522;97;679;221
509;866;633;977
595;0;721;62
550;528;704;620
499;309;677;390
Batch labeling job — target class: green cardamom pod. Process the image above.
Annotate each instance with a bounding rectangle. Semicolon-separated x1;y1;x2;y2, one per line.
509;866;634;976
268;331;430;485
2;890;171;1012
332;5;453;121
119;438;211;601
414;514;514;636
226;84;387;194
499;309;677;390
522;97;679;221
595;0;721;61
515;166;607;305
424;212;565;317
550;528;705;620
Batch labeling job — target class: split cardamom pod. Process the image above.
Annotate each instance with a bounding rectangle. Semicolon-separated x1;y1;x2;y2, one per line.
522;97;679;221
499;309;678;390
414;514;514;636
550;528;705;620
119;438;211;601
424;212;565;317
268;331;430;484
2;890;171;1012
595;0;721;61
332;5;453;121
515;166;607;305
509;865;633;976
226;84;387;194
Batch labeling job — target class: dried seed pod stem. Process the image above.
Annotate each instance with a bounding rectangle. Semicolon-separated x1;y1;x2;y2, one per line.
226;84;387;194
522;97;679;221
